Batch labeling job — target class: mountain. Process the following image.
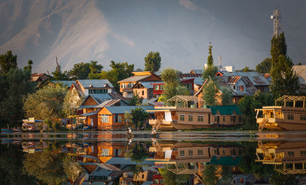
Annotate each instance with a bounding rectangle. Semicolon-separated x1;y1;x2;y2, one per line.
0;0;305;73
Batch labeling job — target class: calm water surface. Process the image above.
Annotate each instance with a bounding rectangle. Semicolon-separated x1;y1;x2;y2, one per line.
1;131;306;185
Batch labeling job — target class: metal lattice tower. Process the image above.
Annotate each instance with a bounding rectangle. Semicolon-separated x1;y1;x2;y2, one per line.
218;55;222;71
271;1;282;37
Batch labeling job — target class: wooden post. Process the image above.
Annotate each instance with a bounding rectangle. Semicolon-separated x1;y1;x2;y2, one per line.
303;101;305;108
293;101;296;108
284;101;286;107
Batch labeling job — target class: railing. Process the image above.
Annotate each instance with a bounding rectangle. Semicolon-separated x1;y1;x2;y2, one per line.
258;118;269;131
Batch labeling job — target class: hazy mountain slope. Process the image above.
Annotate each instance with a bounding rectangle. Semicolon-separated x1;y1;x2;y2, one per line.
0;0;305;73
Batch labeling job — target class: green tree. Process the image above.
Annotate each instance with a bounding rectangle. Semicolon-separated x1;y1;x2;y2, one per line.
270;55;299;97
131;107;149;130
270;32;287;66
176;85;190;95
124;142;148;163
144;51;161;72
0;50;17;74
221;87;233;105
68;62;91;79
124;111;133;128
0;68;36;128
203;44;218;82
88;60;103;79
52;64;69;80
160;67;180;103
100;61;134;92
23;60;33;72
129;92;142;106
256;58;272;73
23;151;68;184
63;88;84;117
203;80;218;106
23;85;68;120
202;164;218;185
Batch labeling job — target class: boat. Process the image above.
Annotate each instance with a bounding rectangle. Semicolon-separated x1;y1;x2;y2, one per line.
146;95;242;131
1;128;13;132
256;95;306;131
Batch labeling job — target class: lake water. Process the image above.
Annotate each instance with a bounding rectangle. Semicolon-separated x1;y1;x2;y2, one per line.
1;131;306;185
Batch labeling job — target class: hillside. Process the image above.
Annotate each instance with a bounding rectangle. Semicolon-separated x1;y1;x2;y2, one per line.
0;0;305;73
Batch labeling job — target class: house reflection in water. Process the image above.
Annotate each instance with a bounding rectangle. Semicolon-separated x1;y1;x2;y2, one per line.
256;141;306;174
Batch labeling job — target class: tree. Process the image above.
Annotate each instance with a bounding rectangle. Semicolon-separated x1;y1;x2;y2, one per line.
23;60;33;72
203;80;218;106
131;107;149;130
270;32;287;66
124;111;133;128
221;87;233;105
23;151;68;184
88;61;103;79
63;88;84;117
160;67;180;103
256;58;272;73
129;92;142;106
144;51;161;72
0;68;36;128
270;55;299;97
176;85;190;95
23;85;68;120
68;62;91;79
0;50;17;74
203;44;218;82
124;142;148;163
100;61;134;92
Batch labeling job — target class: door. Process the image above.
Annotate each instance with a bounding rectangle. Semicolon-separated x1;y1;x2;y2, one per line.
91;118;94;126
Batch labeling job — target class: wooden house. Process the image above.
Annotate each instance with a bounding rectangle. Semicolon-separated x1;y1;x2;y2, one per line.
70;79;115;97
151;79;195;97
118;71;161;98
132;81;163;99
210;105;242;126
97;106;154;130
79;94;128;128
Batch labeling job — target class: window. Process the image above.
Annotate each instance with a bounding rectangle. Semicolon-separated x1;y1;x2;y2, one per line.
89;89;107;94
154;179;159;184
180;150;184;157
155;85;159;90
198;115;204;122
241;85;244;91
288;114;294;120
189;83;192;90
301;151;306;156
301;115;306;120
223;116;225;122
223;150;225;156
142;91;144;95
288;151;295;157
189;150;193;156
160;85;164;90
180;114;185;121
189;115;193;122
198;150;203;156
101;115;109;123
118;116;122;123
214;116;217;122
160;179;164;184
230;116;233;122
101;149;109;156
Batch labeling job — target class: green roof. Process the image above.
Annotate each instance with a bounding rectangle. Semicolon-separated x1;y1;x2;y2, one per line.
208;156;241;166
210;105;241;115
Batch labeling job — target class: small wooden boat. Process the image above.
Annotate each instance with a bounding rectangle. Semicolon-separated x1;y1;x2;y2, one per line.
1;128;13;132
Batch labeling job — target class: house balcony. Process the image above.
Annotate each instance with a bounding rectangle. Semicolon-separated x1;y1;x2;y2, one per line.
149;119;172;125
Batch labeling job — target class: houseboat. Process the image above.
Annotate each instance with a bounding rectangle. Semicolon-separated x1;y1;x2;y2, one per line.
256;95;306;131
147;95;242;130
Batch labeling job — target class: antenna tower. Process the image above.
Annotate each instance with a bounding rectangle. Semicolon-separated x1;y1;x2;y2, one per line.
270;1;282;37
218;55;222;71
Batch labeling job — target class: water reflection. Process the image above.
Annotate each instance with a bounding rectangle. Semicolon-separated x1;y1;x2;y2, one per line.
1;136;306;184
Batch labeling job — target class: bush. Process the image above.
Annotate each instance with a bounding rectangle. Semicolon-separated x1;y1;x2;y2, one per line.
52;121;61;131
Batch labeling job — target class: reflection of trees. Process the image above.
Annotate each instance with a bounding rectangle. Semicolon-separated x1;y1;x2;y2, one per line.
239;142;274;177
23;151;68;184
129;165;143;178
201;164;234;185
159;164;189;185
63;155;84;185
202;164;218;185
269;171;300;185
124;142;148;163
0;145;36;184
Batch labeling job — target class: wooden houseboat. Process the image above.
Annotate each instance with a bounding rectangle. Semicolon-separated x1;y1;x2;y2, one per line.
147;95;242;130
256;95;306;131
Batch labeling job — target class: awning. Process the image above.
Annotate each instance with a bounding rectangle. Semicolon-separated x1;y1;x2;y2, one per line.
80;110;99;117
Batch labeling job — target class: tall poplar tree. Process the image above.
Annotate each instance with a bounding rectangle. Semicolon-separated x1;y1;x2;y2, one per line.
144;51;161;72
270;32;299;97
